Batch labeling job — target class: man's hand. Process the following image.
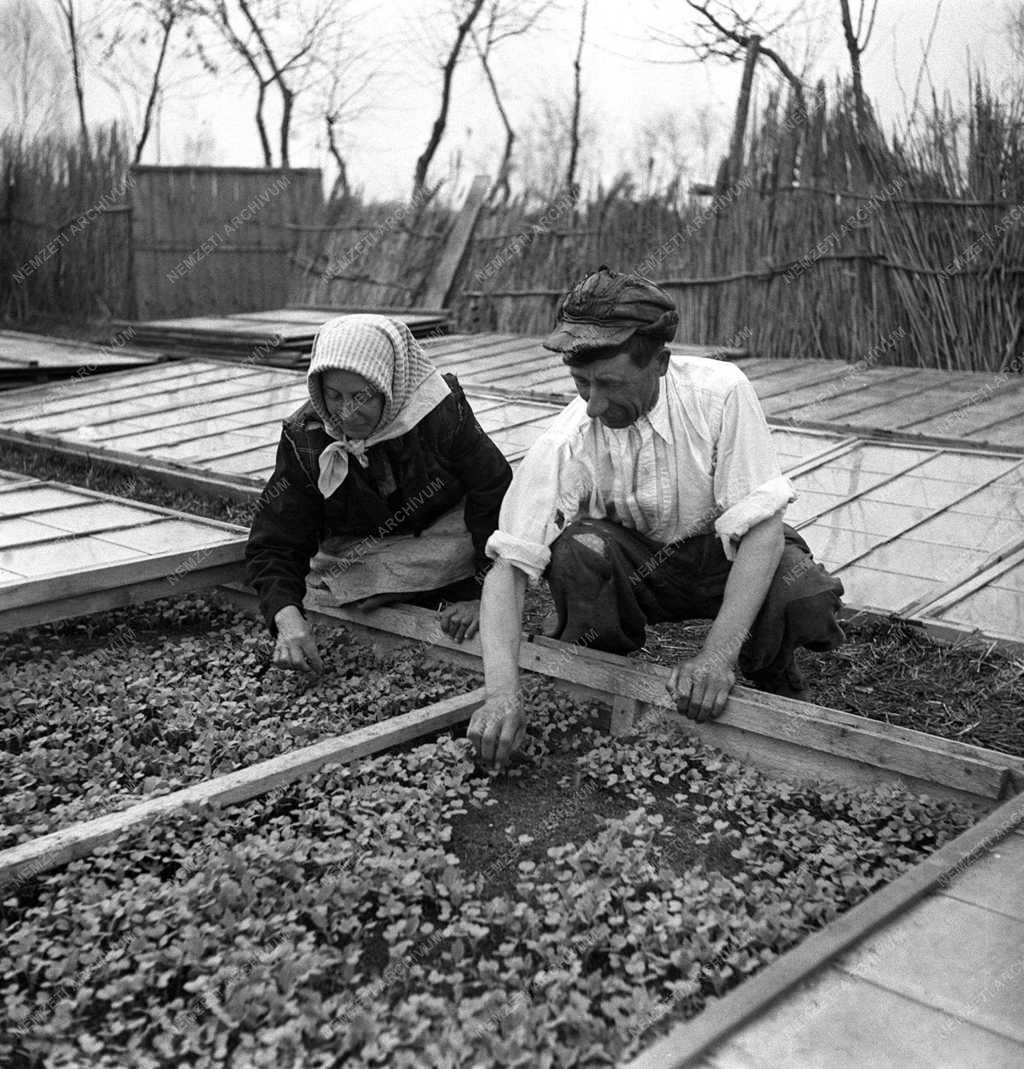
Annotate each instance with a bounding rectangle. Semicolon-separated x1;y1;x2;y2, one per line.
273;605;324;675
438;600;480;644
667;650;735;722
468;691;526;769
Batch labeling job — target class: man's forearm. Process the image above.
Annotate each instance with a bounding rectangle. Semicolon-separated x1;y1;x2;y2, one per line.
704;515;785;667
480;559;527;694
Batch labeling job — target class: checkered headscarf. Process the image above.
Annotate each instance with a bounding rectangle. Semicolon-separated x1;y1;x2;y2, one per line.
307;315;450;496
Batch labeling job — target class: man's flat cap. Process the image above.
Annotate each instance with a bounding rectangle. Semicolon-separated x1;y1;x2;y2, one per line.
543;265;679;354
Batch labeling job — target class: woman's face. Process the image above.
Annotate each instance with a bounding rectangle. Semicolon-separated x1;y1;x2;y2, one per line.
320;369;385;439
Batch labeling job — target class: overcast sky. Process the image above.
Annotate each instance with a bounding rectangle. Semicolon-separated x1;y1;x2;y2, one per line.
7;0;1020;200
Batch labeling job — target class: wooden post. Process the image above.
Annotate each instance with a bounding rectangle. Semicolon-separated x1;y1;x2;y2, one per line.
725;35;761;190
420;174;489;310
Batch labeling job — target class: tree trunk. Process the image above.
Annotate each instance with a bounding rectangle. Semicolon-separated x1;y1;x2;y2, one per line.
724;34;760;190
412;0;487;198
474;34;515;206
57;0;90;153
280;85;293;168
325;114;351;202
134;15;176;165
566;0;588;199
254;80;272;166
838;0;869;131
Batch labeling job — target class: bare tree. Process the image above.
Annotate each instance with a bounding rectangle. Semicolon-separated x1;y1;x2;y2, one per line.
837;0;877;131
412;0;487;198
53;0;89;150
471;0;553;205
94;0;192;162
566;0;588;198
0;0;70;141
652;1;808;116
319;53;376;202
1011;0;1024;59
195;0;336;167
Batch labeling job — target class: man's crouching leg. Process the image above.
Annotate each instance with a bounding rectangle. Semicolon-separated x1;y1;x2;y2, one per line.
740;527;846;698
546;519;659;653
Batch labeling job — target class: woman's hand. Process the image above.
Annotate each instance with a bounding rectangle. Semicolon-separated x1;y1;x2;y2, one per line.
438;599;480;644
273;605;324;675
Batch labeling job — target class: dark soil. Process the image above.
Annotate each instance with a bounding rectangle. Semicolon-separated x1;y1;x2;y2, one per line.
3;439;1022;758
452;743;743;902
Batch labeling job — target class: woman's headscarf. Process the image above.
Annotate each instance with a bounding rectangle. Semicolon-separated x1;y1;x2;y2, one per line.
307;315;450;497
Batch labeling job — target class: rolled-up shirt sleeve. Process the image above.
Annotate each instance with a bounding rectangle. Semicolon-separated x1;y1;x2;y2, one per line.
712;380;795;558
485;400;592;580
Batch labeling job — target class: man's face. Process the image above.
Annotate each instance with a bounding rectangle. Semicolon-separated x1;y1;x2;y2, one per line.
321;369;385;439
567;348;669;429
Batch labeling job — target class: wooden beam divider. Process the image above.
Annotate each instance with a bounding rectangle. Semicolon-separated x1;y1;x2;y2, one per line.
239;594;1024;805
0;688;486;890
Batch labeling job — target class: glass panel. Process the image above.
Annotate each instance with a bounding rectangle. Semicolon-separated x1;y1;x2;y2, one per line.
0;487;89;516
96;521;236;554
33;502;158;534
910;509;1024;550
814;498;932;534
990;560;1024;594
860;476;972;510
153;431;275;461
915;453;1019;483
946;484;1024;521
833;563;935;612
791;466;892;497
938;585;1024;637
0;366;254;427
784;491;846;525
853;538;988;582
214;447;280;476
826;443;934;474
0;536;138;577
0;518;69;550
797;525;878;566
974;418;1024;448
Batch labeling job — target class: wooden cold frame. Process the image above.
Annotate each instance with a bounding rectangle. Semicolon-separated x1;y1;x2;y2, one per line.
0;478;248;631
0;582;1021;1063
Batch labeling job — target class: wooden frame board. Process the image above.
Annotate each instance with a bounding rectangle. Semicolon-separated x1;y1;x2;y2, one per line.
231;592;1022;806
0;688;485;889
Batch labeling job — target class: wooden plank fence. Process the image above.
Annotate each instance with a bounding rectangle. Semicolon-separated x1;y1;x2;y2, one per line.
130;166;325;320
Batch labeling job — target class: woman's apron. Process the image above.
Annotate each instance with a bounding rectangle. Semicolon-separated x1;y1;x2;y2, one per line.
303;505;475;609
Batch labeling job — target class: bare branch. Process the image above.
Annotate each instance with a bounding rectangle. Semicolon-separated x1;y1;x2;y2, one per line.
412;0;488;197
566;0;588;198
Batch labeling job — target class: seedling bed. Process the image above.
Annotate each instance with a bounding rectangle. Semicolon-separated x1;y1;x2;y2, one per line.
0;677;979;1068
0;595;480;848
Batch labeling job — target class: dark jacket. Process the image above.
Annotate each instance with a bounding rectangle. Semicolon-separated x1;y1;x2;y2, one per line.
245;374;512;631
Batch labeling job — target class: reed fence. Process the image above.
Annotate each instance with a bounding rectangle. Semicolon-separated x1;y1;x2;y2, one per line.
0;127;134;321
452;85;1024;373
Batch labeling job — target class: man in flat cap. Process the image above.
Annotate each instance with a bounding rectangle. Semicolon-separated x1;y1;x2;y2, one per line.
469;266;844;769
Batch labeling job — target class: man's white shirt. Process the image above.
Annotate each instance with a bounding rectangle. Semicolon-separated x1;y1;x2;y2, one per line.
485;356;795;580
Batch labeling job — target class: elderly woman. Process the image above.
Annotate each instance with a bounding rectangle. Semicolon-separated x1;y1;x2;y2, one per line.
246;314;513;673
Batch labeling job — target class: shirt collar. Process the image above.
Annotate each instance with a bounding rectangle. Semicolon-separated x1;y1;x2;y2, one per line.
643;379;672;444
